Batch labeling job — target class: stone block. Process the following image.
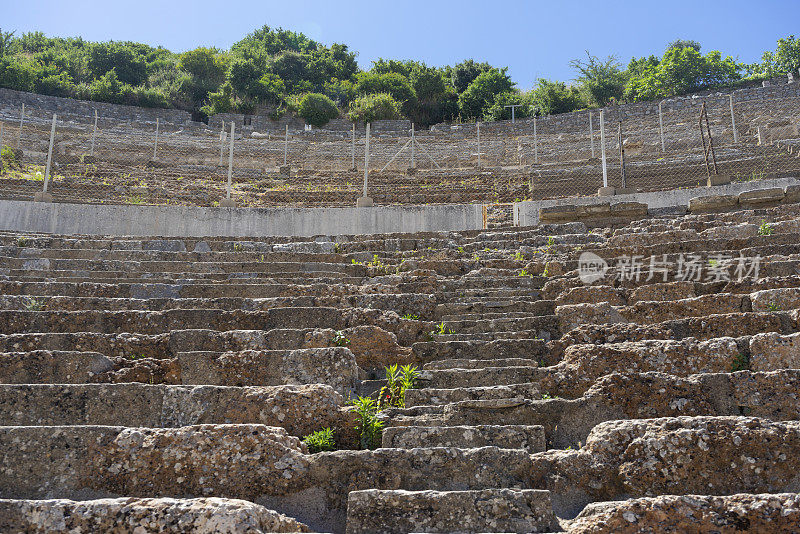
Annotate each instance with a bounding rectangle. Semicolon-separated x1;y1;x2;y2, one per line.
610;202;648;217
381;424;546;452
707;173;731;186
783;184;800;203
687;194;738;212
356;196;374;207
738;187;785;206
345;489;556;534
539;204;577;223
33;192;53;203
598;186;616;196
749;332;800;372
0;498;310;533
219;198;236;208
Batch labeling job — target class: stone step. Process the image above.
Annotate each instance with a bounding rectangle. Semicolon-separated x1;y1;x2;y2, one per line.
381;424;546;452
412;338;549;365
404;383;541;408
0;383;354;438
394;370;800;449
441;315;560;337
0;348;360;395
345;489;556;534
440;309;553;322
423;357;542;371
0;307;347;335
4;268;362;283
418;366;544;389
0;497;311;533
568;493;800;533
436;300;554;318
0;425;533;531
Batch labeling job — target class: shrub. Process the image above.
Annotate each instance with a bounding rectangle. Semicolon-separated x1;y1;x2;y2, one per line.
350;396;383;449
35;72;75;97
1;145;21;170
378;364;419;409
297;92;339;127
348;93;401;124
90;69;123;103
303;427;336;453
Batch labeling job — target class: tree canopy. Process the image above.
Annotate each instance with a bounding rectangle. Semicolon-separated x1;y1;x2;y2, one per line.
0;27;796;126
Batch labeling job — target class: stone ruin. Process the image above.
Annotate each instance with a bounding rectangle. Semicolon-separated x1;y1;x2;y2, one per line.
2;187;800;532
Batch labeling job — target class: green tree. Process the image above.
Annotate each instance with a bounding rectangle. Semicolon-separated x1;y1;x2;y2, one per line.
571;52;627;106
531;79;584;115
451;59;493;93
348;93;402;124
355;71;416;104
90;69;123;103
88;42;147;86
666;39;701;52
625;46;741;101
298;92;339;126
458;68;514;120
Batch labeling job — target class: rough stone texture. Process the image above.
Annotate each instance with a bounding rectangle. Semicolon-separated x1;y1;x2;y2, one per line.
568;493;800;534
84;425;310;499
303;326;414;369
688;195;738;212
381;424;546;452
750;287;800;312
178;347;360;396
345;489;557;534
556;302;628;331
749;332;800;371
543;337;741;397
0;497;310;533
0;383;356;440
528;416;800;508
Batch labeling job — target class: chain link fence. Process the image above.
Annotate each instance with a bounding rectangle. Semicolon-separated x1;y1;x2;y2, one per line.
1;92;799;209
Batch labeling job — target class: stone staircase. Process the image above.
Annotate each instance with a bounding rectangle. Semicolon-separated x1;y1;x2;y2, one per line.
2;194;800;532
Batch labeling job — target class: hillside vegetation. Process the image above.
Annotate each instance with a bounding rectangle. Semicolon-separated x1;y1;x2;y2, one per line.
0;27;798;126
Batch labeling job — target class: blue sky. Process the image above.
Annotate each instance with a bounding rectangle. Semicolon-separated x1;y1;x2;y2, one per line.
5;0;798;89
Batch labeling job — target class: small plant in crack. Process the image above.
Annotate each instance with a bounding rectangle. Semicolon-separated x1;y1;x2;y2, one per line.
332;330;350;347
303;427;336;453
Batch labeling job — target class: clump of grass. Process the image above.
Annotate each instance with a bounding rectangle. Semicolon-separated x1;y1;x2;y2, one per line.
302;427;336;453
332;330;350;347
758;220;774;236
23;296;45;311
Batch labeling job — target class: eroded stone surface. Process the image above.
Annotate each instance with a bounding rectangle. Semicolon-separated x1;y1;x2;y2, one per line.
568;493;800;533
346;489;556;534
0;497;310;533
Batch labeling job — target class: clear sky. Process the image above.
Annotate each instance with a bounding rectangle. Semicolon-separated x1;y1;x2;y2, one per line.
4;0;798;89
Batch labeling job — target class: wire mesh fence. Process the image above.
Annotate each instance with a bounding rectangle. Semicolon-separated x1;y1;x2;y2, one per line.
1;91;799;208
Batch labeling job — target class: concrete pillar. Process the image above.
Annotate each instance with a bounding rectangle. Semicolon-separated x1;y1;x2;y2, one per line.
729;95;738;143
351;122;356;171
533;117;538;164
410;123;415;169
477;122;481;169
658;101;665;152
599;110;611;194
589;111;595;158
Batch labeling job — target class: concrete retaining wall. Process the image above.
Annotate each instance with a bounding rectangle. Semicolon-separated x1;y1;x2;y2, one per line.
0;200;484;237
514;177;800;226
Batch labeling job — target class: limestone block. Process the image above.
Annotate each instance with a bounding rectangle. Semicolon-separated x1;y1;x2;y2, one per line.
738;187;785;206
345;489;556;534
688;194;738;212
749;332;800;371
381;424;546;452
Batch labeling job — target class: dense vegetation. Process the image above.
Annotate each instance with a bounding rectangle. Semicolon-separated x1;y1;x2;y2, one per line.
0;27;798;126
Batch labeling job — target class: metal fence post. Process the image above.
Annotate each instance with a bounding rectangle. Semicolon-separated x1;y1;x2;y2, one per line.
17;103;24;149
152;118;159;160
0;123;3;150
90;109;98;157
351;122;356;170
729;94;738;143
589;111;595;158
35;114;57;202
600;110;608;188
218;121;237;207
658;101;665;152
533;116;539;164
477;122;481;169
218;129;226;166
411;123;415;169
284;124;288;166
618;121;626;189
356;122;373;206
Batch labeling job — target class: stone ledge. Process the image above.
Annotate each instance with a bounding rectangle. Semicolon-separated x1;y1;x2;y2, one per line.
687;194;738;212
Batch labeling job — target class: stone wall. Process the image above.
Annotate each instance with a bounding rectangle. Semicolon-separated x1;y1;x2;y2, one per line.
0;88;191;125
